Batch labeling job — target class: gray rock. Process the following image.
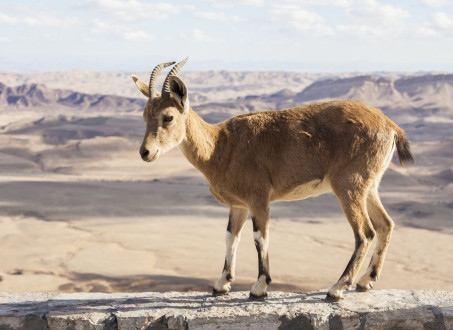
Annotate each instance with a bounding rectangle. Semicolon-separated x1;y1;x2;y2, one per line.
0;290;452;329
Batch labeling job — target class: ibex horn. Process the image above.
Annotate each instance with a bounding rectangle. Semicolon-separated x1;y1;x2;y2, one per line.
162;57;189;98
149;61;175;99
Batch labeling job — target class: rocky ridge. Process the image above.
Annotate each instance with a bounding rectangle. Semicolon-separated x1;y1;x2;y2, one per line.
0;82;146;112
2;73;453;119
234;73;453;117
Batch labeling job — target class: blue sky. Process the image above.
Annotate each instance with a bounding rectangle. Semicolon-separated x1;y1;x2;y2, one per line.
0;0;453;72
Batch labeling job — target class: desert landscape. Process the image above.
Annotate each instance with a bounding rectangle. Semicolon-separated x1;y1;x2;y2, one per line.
0;70;452;294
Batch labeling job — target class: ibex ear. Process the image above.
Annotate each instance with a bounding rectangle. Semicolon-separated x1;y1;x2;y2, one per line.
168;76;189;114
131;75;150;98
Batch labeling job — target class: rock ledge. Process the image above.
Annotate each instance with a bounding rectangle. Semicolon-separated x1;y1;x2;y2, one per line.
1;289;452;329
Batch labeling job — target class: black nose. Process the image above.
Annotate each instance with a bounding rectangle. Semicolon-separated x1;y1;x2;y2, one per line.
141;149;150;159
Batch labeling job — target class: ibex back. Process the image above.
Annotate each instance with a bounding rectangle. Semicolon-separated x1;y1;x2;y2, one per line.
132;58;414;301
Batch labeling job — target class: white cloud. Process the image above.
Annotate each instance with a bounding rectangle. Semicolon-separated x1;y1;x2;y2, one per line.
280;0;354;7
0;12;16;25
79;0;181;22
204;0;353;8
0;11;77;28
431;12;453;29
202;0;409;39
204;0;266;8
194;11;242;23
90;19;114;33
180;28;220;43
123;30;154;41
418;25;439;37
333;0;412;39
90;19;154;41
346;0;411;24
270;4;333;36
0;36;9;42
421;0;453;7
336;24;388;38
418;12;453;38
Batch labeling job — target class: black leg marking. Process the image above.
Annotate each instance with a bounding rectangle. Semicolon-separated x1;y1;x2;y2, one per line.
254;239;271;285
370;266;377;280
340;249;358;279
252;216;258;232
226;215;232;233
222;259;233;282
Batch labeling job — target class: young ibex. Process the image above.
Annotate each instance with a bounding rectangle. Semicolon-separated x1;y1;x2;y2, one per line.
132;58;414;301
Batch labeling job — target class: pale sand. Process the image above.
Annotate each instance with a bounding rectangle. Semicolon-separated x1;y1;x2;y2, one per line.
0;211;452;293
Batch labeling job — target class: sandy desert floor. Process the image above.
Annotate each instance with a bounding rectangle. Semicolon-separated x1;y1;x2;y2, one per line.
0;212;452;294
0;109;452;294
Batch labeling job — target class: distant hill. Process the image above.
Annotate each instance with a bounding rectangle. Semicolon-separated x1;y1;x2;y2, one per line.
229;74;453;121
295;76;402;105
296;74;453;111
0;82;146;112
1;72;453;125
0;70;407;100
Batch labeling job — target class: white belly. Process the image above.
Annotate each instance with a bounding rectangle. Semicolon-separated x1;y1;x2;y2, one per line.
278;179;332;201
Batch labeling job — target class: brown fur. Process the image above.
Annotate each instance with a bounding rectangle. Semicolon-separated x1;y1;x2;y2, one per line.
133;73;413;300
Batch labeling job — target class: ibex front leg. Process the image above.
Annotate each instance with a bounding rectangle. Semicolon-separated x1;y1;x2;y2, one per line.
213;207;248;295
249;205;271;299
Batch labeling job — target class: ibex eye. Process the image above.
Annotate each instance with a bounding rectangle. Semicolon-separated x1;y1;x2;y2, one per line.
163;116;173;123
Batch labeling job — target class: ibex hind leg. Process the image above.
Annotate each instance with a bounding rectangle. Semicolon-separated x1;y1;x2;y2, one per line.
327;183;375;301
213;207;248;295
249;205;271;300
356;187;394;292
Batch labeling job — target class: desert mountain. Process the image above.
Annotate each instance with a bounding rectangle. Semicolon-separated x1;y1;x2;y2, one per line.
227;74;453;124
0;82;146;112
296;74;453;114
2;72;453;128
2;72;453;123
295;76;403;106
0;70;336;100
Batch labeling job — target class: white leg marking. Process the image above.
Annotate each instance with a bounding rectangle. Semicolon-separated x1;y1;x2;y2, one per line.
214;231;241;293
250;230;270;297
227;231;241;278
253;231;268;258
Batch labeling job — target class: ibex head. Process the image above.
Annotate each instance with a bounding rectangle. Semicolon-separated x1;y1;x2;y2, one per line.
132;57;190;162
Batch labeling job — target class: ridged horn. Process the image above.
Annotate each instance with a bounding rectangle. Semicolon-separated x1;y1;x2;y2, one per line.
162;57;189;98
149;61;175;99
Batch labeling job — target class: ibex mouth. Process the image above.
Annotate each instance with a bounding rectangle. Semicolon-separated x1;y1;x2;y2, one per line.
141;149;159;162
148;150;160;162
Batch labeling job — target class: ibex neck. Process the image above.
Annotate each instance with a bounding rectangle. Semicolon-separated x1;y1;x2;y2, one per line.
179;109;218;174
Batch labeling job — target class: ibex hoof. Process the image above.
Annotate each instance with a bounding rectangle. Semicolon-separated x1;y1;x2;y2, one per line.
212;288;229;297
249;292;267;300
355;284;369;292
325;292;342;302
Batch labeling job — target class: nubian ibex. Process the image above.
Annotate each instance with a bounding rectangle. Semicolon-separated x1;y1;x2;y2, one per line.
132;58;414;301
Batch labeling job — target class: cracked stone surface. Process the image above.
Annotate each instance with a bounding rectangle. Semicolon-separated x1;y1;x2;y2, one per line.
0;289;452;329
